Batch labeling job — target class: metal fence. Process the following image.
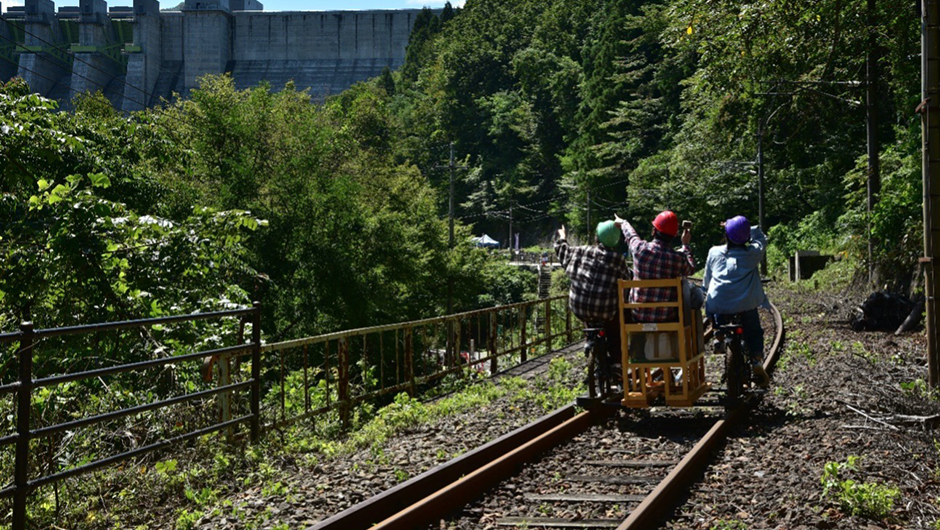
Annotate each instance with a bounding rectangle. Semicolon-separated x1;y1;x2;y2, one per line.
261;295;579;430
0;296;580;530
0;304;262;530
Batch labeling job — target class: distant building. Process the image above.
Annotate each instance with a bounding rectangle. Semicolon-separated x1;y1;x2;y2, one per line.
1;0;427;110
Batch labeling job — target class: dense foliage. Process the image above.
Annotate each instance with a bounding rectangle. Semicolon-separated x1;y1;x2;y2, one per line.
0;75;528;346
391;0;921;288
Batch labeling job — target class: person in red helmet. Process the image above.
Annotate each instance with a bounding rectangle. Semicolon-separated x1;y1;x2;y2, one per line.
614;211;699;323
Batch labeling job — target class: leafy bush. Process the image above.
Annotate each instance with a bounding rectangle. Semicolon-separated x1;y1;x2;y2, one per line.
821;456;900;519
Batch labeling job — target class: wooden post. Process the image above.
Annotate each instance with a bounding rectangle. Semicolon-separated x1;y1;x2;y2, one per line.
12;322;33;530
867;0;881;283
338;338;350;429
923;0;940;388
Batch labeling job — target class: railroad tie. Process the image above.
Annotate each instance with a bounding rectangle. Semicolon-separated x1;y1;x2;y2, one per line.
496;517;622;528
566;474;659;485
525;493;646;503
582;460;679;468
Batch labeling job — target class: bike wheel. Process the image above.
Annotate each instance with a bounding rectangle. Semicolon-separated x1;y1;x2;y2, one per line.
725;344;743;404
587;349;597;399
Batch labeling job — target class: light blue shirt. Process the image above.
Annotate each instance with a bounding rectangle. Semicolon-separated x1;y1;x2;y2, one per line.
703;227;768;315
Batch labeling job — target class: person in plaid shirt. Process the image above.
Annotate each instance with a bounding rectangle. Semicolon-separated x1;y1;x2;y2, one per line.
614;211;697;323
554;223;632;325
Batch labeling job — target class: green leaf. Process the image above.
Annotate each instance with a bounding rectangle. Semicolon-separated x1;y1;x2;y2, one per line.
37;179;50;191
89;173;111;189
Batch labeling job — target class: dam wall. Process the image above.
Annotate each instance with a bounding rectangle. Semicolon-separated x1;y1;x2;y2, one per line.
0;0;423;110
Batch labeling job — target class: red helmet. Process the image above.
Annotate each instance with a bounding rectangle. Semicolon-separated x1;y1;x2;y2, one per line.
652;211;679;237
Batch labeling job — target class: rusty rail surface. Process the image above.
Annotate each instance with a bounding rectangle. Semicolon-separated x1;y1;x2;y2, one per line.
314;302;785;530
618;301;785;529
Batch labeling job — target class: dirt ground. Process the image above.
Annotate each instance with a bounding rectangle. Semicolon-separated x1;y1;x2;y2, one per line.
666;284;940;530
193;283;940;530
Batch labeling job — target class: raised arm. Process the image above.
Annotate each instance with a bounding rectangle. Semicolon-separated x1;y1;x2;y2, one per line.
677;245;695;277
735;227;767;269
554;225;573;267
616;217;645;256
749;227;767;255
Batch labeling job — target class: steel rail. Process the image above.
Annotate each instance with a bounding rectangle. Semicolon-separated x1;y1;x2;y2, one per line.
307;303;785;530
617;301;785;530
311;405;592;530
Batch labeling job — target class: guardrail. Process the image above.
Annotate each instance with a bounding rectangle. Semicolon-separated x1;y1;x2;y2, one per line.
0;304;261;530
0;296;581;530
261;295;579;429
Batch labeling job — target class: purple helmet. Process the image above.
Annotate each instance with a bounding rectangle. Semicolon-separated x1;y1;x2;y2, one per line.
725;216;751;245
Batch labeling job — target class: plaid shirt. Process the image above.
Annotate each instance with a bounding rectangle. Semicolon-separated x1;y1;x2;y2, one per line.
554;239;631;324
622;221;695;322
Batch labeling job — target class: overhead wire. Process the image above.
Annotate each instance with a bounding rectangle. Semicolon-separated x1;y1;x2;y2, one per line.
454;177;632;222
0;32;149;108
0;54;71;96
1;16;154;106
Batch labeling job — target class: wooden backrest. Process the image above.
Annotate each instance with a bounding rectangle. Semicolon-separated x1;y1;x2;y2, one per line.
617;277;688;363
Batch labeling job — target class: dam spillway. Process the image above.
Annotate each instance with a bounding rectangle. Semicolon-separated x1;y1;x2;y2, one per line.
0;0;424;111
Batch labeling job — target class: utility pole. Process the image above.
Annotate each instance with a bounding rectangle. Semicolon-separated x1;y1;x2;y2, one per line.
866;0;881;284
449;143;456;256
921;0;940;388
508;202;513;252
757;124;767;275
586;190;591;240
442;142;466;367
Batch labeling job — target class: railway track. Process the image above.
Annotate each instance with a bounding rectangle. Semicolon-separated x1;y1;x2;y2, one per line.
311;303;784;530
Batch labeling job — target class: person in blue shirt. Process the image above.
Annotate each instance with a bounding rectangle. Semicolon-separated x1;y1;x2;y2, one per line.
702;215;770;388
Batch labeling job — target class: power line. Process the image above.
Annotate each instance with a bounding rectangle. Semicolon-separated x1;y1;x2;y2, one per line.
0;34;148;109
0;53;73;100
0;18;152;107
455;178;632;221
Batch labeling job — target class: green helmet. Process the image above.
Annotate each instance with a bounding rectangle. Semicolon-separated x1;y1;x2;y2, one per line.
596;220;621;248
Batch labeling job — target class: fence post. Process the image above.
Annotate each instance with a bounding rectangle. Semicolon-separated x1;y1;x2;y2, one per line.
454;319;461;370
566;302;573;344
489;313;498;375
404;327;415;396
13;322;34;530
545;298;552;352
219;351;233;442
338;338;350;429
446;319;454;369
519;307;527;363
250;301;261;442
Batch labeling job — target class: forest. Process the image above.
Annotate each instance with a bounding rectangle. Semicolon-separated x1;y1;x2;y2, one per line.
1;0;922;341
0;0;932;528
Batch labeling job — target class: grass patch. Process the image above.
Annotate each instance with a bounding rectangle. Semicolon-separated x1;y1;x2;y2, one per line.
821;456;900;520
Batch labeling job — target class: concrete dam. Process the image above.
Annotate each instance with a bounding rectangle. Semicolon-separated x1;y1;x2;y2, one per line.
0;0;424;111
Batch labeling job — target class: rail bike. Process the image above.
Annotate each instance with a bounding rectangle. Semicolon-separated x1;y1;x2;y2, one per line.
580;277;765;410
